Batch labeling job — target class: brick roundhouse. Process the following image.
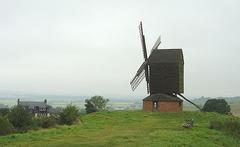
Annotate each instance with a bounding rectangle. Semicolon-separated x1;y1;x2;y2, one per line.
143;94;183;112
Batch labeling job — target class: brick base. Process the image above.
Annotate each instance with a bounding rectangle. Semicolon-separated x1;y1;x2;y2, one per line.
143;100;182;112
142;93;183;112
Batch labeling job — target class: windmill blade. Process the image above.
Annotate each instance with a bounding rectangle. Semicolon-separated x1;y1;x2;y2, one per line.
131;69;145;91
139;22;150;93
151;35;161;50
144;65;150;93
139;22;148;61
130;61;148;91
177;93;202;110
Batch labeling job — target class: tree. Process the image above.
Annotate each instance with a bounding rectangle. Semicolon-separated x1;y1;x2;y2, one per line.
0;108;10;116
59;104;79;125
41;116;57;128
202;99;231;114
8;105;32;131
85;100;97;114
0;116;15;136
85;96;109;114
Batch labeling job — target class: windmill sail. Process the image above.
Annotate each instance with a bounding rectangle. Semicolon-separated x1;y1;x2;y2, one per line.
139;22;150;93
151;35;161;50
130;69;145;91
130;61;148;91
139;22;148;61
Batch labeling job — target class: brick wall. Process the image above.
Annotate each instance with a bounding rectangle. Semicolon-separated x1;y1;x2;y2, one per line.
143;100;182;112
143;101;153;112
158;101;182;112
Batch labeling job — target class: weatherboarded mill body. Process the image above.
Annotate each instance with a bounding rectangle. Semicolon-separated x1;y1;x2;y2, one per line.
130;22;201;112
143;49;184;112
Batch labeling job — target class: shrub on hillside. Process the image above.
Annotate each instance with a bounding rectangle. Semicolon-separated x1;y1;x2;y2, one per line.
59;105;79;125
0;108;10;116
209;120;223;130
41;116;57;128
202;99;230;114
0;116;15;136
8;105;32;131
85;100;97;114
85;96;109;114
210;118;240;137
31;117;43;130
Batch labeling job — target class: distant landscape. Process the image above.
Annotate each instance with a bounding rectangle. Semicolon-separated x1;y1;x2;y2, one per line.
1;95;240;116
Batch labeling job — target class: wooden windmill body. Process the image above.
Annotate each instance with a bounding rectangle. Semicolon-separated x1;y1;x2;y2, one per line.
130;22;201;112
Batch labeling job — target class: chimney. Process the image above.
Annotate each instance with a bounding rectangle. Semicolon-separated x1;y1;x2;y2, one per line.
44;99;47;104
17;99;20;105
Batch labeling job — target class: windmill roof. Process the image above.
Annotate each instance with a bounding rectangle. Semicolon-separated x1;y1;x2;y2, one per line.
143;93;183;102
148;49;184;63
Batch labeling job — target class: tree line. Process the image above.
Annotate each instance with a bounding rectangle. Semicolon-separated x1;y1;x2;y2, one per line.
0;95;109;136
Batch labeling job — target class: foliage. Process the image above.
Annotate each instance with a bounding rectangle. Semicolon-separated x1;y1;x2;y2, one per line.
31;116;57;129
0;111;239;146
8;105;32;131
0;116;15;136
0;108;10;117
210;117;240;137
41;116;57;128
31;117;43;130
59;105;79;125
85;96;109;113
209;120;223;130
85;100;97;114
202;99;231;114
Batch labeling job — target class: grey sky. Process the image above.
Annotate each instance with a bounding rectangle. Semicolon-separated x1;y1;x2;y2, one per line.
0;0;239;98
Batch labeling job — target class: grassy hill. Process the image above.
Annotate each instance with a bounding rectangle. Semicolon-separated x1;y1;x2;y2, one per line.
0;111;239;146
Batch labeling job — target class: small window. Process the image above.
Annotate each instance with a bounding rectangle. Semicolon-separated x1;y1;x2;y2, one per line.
153;101;158;111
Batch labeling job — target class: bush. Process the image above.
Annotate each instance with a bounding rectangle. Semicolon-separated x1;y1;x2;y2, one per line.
85;100;97;114
0;116;15;136
8;105;32;131
31;115;57;129
210;118;240;137
85;96;109;114
41;116;57;128
59;105;79;125
31;117;43;130
202;99;230;114
209;120;223;130
0;108;10;116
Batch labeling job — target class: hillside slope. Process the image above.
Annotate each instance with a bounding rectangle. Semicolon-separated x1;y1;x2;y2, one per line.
0;111;239;146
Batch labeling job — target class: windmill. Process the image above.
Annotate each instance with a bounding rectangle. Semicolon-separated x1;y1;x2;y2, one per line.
130;22;201;112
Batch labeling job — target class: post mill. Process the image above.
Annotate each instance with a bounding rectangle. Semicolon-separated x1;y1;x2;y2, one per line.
130;22;201;112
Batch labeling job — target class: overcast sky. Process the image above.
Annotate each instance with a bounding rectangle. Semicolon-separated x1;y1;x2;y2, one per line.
0;0;239;98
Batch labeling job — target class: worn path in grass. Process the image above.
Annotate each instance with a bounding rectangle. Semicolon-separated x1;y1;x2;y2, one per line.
0;111;239;147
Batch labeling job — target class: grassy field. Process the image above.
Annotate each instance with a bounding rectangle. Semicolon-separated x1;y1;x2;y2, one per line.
0;111;239;147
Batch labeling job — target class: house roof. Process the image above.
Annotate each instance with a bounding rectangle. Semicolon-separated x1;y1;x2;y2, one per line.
143;93;183;102
19;101;48;109
148;49;184;64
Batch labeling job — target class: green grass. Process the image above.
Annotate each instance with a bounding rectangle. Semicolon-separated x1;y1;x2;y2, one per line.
0;111;239;147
